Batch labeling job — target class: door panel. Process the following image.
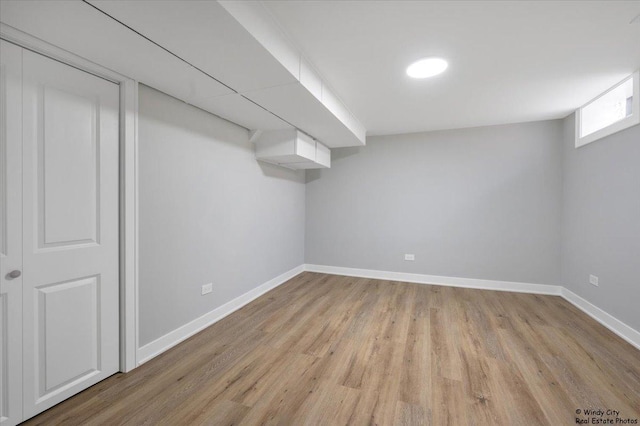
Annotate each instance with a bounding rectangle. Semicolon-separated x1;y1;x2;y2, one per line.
38;276;100;396
0;39;23;426
39;86;100;248
0;296;5;417
21;49;119;419
0;294;17;426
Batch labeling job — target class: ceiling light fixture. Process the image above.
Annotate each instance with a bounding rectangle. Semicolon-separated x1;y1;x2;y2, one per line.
406;57;448;79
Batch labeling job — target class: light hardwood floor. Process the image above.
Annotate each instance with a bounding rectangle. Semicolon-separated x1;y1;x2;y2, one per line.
25;272;640;425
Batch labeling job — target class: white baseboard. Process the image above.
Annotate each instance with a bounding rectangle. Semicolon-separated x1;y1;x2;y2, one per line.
304;264;640;351
137;264;305;365
136;263;639;367
560;288;640;351
304;264;562;295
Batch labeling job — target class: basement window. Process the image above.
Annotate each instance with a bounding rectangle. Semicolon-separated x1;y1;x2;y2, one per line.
576;71;640;147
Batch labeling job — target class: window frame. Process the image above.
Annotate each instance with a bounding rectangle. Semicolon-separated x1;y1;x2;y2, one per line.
575;70;640;148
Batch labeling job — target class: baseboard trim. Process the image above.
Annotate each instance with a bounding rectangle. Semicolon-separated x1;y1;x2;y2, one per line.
137;264;305;365
136;263;639;366
304;263;640;351
304;264;562;295
560;288;640;351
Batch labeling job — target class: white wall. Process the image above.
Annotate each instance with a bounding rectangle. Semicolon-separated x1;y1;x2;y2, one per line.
561;115;640;332
137;85;305;346
306;120;564;285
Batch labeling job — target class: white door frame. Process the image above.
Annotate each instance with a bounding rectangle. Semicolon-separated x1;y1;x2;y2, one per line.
0;23;139;373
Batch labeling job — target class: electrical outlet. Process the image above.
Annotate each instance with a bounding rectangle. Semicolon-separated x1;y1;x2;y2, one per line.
589;275;599;287
201;283;213;295
404;254;415;261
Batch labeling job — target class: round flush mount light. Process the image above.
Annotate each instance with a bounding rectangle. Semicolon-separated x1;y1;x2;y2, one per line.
406;57;448;79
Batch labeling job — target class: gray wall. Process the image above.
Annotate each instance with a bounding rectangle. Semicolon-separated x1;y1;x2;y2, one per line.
561;115;640;331
138;85;305;346
306;121;564;285
137;83;639;344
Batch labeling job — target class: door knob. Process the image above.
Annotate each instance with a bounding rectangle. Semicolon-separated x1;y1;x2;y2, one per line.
6;270;21;279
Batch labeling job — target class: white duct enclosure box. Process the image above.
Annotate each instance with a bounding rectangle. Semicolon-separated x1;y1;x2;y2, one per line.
254;129;331;169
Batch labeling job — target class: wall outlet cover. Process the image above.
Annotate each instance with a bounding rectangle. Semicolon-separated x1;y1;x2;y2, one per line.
589;275;599;286
202;283;213;295
404;254;415;261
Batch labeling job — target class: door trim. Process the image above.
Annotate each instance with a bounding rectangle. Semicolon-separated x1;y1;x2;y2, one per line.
0;23;139;372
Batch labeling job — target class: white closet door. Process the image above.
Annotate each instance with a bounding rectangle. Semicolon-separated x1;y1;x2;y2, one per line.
21;49;120;419
0;39;24;426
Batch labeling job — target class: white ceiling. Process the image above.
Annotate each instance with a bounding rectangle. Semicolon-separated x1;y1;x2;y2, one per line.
264;1;640;136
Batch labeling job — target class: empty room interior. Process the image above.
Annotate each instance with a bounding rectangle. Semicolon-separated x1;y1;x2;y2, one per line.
1;1;640;425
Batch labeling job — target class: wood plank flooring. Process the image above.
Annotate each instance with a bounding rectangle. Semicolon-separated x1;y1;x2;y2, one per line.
25;272;640;425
